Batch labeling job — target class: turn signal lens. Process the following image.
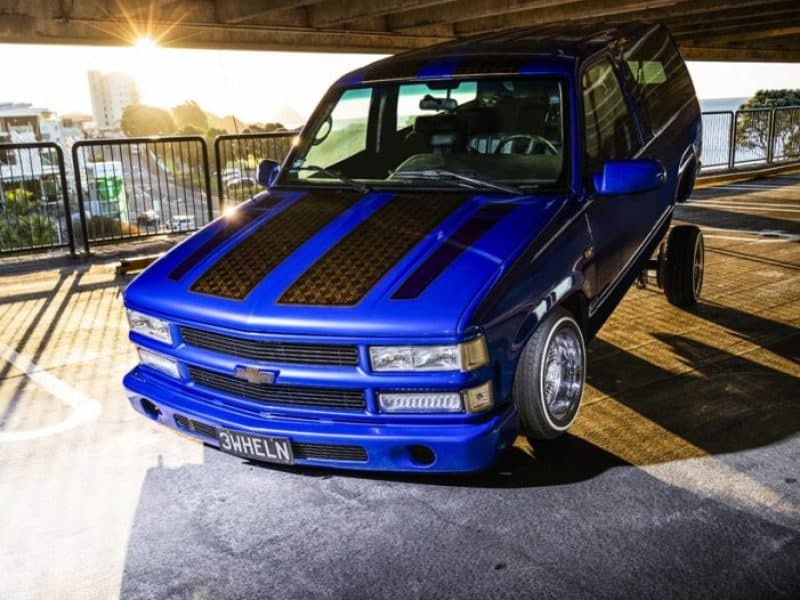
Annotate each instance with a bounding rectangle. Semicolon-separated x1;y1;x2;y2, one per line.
463;381;493;413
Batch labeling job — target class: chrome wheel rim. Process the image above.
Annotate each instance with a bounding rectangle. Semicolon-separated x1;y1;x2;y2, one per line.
693;234;704;298
542;323;584;423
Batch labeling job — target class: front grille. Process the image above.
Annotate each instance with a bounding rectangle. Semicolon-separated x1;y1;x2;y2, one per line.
174;414;367;462
292;443;368;462
187;365;366;410
179;326;359;367
175;413;218;438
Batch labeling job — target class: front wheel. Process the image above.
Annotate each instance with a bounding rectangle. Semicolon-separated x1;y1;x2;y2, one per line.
513;307;586;440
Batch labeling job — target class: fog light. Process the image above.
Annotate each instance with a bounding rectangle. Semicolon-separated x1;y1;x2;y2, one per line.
378;391;463;413
138;347;181;379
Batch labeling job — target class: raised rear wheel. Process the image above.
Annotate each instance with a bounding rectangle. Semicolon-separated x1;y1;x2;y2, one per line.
663;225;704;307
513;307;586;440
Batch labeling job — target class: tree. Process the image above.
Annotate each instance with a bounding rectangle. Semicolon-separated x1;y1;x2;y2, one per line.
0;187;57;250
243;122;286;133
736;89;800;160
177;124;204;136
121;105;177;137
172;100;209;131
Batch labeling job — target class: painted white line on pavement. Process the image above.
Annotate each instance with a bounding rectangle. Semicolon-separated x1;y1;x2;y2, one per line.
690;200;800;209
682;203;800;213
703;234;798;243
0;340;101;442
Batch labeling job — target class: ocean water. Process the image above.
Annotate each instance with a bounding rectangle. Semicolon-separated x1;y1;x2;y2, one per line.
699;97;748;113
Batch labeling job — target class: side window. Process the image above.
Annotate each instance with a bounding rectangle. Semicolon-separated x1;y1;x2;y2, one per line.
582;59;640;174
302;88;372;172
625;26;694;132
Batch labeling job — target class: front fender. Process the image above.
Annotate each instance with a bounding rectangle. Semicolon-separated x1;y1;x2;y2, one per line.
468;208;593;406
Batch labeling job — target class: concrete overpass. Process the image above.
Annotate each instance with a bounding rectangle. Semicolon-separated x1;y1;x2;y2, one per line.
0;0;799;61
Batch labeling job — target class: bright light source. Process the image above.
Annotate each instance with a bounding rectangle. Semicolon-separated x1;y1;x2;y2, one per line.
135;37;157;51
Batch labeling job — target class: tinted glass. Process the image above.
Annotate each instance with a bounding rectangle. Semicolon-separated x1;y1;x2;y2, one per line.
280;78;566;190
302;88;372;178
582;59;640;173
625;26;695;132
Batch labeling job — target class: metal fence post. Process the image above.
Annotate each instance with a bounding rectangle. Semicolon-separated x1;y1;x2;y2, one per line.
54;145;76;256
70;142;91;254
214;135;224;211
728;111;738;170
198;137;215;221
766;108;776;164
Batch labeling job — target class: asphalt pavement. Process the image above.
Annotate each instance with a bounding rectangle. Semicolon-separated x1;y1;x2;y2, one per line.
0;176;798;599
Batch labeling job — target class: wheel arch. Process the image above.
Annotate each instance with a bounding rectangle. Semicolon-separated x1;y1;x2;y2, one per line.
676;146;698;203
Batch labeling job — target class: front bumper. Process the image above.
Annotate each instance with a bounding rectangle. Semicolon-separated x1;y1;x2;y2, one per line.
123;368;518;473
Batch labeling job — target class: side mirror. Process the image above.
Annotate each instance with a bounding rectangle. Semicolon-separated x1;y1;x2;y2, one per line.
593;160;666;196
257;159;281;188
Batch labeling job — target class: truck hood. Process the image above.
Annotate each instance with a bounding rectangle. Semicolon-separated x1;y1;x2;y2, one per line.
125;187;567;341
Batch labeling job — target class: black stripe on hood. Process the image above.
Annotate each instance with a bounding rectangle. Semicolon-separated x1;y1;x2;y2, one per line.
392;203;514;299
190;190;358;300
279;193;470;306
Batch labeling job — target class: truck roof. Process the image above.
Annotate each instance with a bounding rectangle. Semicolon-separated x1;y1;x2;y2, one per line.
337;22;658;85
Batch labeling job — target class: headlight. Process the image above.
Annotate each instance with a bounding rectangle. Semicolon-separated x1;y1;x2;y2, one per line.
377;382;493;414
127;309;173;345
369;336;488;372
137;347;181;379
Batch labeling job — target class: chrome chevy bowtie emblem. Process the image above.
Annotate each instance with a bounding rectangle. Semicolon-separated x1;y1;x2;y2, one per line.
233;366;277;384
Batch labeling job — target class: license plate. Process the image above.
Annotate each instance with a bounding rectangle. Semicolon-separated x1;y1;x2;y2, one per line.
217;429;294;465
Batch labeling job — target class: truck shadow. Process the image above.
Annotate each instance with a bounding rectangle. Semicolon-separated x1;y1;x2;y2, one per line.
674;203;800;237
117;302;800;598
240;433;630;490
585;314;799;458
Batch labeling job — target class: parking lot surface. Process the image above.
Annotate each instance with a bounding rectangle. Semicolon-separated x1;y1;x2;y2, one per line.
1;177;798;599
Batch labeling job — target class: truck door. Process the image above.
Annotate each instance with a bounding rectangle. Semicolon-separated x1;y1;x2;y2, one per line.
581;57;661;295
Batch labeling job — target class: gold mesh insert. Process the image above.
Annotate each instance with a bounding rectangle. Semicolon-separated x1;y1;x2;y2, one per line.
279;194;467;306
190;191;356;300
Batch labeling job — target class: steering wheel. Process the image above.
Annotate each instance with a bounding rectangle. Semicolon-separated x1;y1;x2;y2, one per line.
494;134;558;156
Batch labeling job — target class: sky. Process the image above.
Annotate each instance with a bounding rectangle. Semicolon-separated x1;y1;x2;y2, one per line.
1;42;799;126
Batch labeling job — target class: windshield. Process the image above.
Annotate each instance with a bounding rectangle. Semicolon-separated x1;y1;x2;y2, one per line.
278;77;567;191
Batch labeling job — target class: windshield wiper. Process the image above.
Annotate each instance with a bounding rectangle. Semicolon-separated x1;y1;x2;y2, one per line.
290;165;371;194
392;169;526;196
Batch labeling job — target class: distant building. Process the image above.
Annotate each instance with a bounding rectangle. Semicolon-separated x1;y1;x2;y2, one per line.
0;102;53;141
88;71;140;134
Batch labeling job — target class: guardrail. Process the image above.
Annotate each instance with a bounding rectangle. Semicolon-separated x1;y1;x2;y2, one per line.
701;106;800;172
214;132;294;208
0;142;75;256
1;109;799;258
71;136;213;253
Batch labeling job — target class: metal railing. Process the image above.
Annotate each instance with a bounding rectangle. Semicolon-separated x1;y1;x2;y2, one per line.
0;142;74;256
71;136;214;253
700;105;800;171
1;110;799;258
214;132;294;208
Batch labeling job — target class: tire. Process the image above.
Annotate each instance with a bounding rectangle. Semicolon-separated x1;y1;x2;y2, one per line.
513;307;586;440
663;225;704;307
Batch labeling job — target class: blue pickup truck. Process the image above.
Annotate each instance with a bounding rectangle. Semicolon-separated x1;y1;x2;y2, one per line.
123;22;703;472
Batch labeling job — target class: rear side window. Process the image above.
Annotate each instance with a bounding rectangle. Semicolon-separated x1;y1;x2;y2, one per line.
625;26;694;133
582;59;640;174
